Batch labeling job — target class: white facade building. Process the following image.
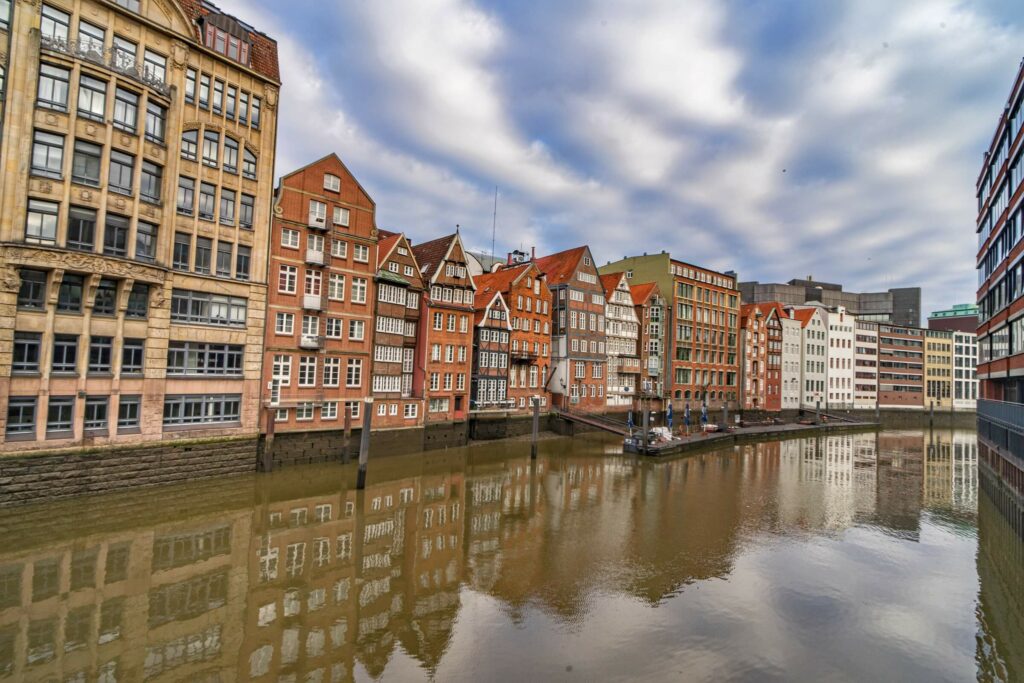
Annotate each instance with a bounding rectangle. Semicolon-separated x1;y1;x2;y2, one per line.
781;312;802;410
953;331;978;411
791;307;827;409
854;321;879;409
603;273;640;407
825;306;856;409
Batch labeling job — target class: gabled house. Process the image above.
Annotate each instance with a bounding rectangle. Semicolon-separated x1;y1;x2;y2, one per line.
600;272;640;408
631;281;665;407
471;290;512;409
739;302;784;412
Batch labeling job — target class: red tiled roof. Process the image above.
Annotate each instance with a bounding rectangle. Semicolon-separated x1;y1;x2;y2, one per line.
533;246;588;285
473;291;506;325
789;307;819;328
629;282;658;306
475;263;532;296
411;233;457;278
177;0;280;82
600;272;624;298
377;232;402;264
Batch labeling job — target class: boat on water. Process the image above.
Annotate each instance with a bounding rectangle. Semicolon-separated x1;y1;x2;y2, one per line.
623;425;724;456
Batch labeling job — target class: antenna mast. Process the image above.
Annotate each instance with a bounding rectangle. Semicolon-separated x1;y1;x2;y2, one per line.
490;186;498;263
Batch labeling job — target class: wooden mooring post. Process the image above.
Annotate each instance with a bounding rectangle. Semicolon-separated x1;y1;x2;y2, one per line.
357;398;373;490
531;397;540;459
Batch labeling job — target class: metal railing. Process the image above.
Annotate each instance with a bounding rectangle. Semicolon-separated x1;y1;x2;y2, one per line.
41;35;171;97
978;399;1024;468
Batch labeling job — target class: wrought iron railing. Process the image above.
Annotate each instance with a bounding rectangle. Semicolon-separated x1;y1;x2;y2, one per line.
41;35;171;97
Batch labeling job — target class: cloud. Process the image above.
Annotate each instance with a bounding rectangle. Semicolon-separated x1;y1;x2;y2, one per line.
225;0;1023;317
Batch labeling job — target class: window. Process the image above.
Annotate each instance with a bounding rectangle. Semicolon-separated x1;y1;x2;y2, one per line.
251;97;261;128
134;221;157;262
108;151;134;195
328;274;345;300
26;199;58;244
92;279;116;315
112;36;136;70
52;334;78;372
346;359;362;387
181;130;198;160
225;85;237;118
276;313;294;335
279;265;297;293
185;68;197;102
199;73;210;107
211;78;224;113
239;91;249;122
204;24;251;65
331;239;347;258
322;402;338;420
84;397;108;432
202;131;219;166
103;214;129;257
176;176;195;215
140;161;162;203
272;355;291;385
195;237;212;274
18;270;47;309
242;148;257;179
223;136;238;173
163;394;242;426
281;228;299;249
145;102;166;143
64;207;96;251
219;188;236;225
13;333;42;373
333;206;350;227
41;5;69;42
118;396;141;431
31;130;64;178
309;200;327;225
216;241;232;277
47;396;74;434
112;87;138;132
167;342;243;376
143;49;166;84
69;140;102;187
354;244;369;263
236;246;251;281
126;283;148;318
88;336;113;373
37;63;70;110
349;320;364;341
296;403;314;421
239;194;255;229
351;278;367;303
195;183;216;221
299;357;316;386
121;339;144;374
77;75;107;121
6;397;36;437
173;232;191;270
170;289;247;327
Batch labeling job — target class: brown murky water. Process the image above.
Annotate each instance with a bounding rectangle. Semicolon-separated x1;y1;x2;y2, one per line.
0;429;1020;682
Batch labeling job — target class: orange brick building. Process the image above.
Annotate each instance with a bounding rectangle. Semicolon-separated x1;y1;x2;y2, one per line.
413;233;475;422
739;303;783;411
534;246;606;411
262;154;377;432
470;290;511;409
371;231;426;427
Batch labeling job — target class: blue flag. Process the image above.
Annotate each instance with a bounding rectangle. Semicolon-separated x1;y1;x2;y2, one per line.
627;411;634;429
667;403;674;428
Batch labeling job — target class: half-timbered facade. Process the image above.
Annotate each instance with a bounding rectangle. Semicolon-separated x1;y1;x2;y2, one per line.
471;290;511;409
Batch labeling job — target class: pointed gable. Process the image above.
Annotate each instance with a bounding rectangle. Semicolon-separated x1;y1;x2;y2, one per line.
600;272;626;300
534;246;590;285
629;282;658;306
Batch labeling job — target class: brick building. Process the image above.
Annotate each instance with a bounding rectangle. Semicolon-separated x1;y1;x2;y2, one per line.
470;290;511;409
413;233;475;421
631;281;665;406
877;324;925;409
600;272;640;408
1;0;279;451
263;154;376;431
739;303;783;411
534;246;607;411
475;261;552;411
371;230;425;427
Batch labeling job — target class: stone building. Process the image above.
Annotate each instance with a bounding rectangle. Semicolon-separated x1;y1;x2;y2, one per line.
470;289;511;409
371;230;425;427
263;154;376;433
474;261;552;411
0;0;279;452
534;245;607;411
925;328;954;410
630;281;665;407
413;232;475;422
600;272;640;409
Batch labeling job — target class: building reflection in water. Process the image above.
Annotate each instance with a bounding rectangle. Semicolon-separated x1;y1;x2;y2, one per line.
0;429;1016;681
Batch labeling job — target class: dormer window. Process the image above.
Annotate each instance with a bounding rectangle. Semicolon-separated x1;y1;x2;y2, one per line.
203;14;251;66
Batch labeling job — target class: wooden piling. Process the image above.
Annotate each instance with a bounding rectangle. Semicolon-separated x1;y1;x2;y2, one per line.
531;397;540;459
357;398;373;490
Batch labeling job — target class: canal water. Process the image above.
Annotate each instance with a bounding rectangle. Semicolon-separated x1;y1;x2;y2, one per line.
0;429;1020;682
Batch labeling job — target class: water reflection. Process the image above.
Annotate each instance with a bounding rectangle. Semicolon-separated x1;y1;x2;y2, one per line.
0;430;1017;681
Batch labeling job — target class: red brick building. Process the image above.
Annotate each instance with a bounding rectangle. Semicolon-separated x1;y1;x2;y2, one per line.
475;262;553;411
371;231;425;427
262;154;376;431
631;282;665;406
877;324;925;408
471;290;512;409
413;233;476;421
534;246;607;411
739;303;783;411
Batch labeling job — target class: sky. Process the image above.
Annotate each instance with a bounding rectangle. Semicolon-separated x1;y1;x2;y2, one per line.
220;0;1023;318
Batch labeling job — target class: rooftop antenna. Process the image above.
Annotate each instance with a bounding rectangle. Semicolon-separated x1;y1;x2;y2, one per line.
490;186;498;263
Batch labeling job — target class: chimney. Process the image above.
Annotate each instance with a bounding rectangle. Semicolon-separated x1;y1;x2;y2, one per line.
507;251;512;265
531;246;535;260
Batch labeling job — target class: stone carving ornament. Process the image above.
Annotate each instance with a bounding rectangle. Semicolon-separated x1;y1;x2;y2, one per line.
0;246;166;283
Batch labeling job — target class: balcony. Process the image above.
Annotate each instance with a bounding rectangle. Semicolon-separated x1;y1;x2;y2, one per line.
305;248;325;266
299;334;325;350
41;35;171;97
307;215;329;231
510;349;537;363
303;294;325;311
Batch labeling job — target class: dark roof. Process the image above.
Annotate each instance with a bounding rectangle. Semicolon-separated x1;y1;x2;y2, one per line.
178;0;280;82
411;233;457;276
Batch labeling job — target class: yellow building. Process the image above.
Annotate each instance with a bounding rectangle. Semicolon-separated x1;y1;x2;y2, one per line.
925;329;953;410
0;0;279;452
